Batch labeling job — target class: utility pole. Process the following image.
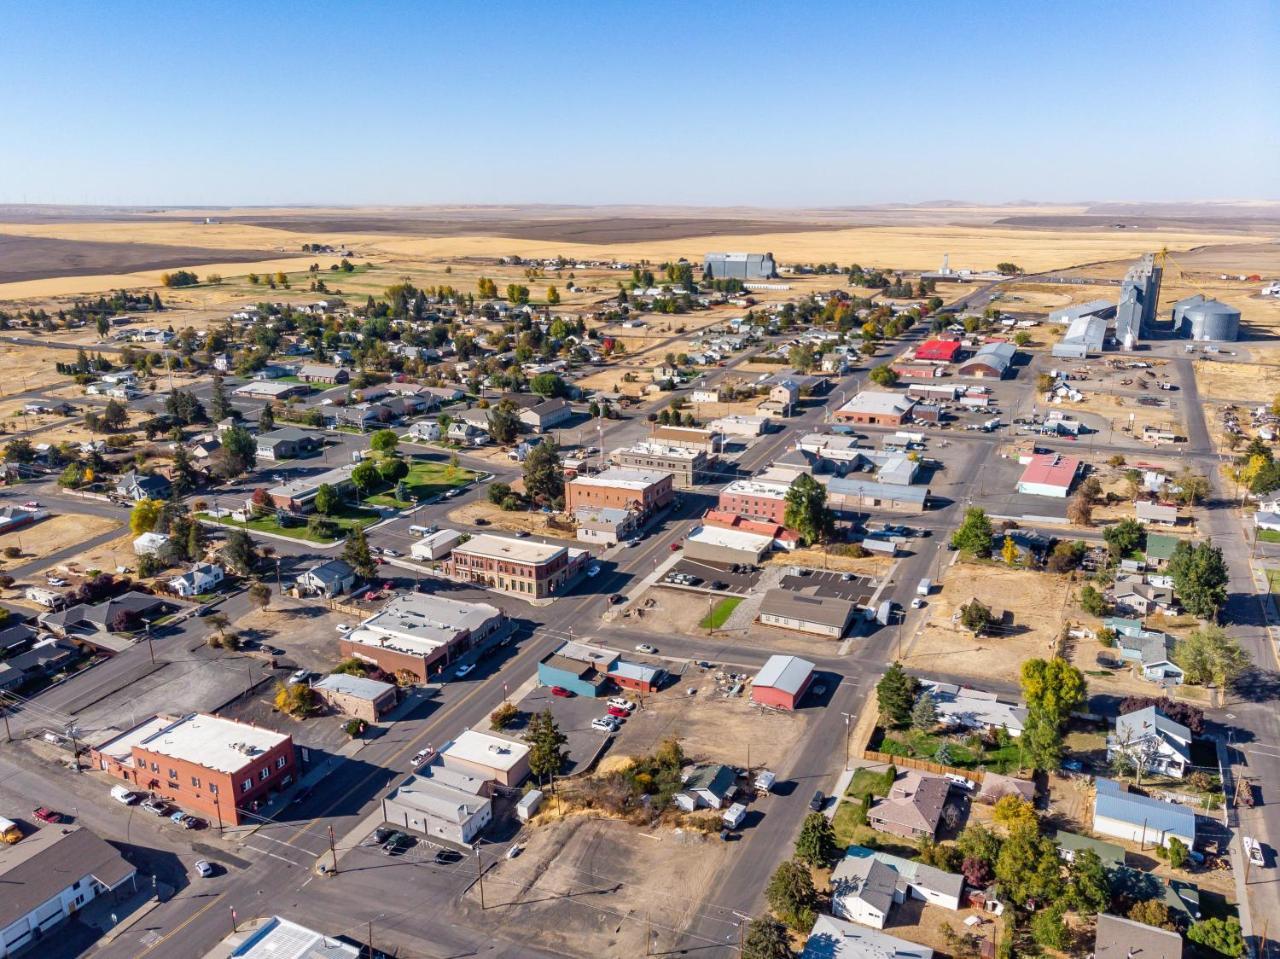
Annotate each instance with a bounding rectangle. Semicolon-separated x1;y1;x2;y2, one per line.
328;824;339;875
2;708;9;744
214;796;223;834
475;848;486;909
146;625;155;665
645;910;651;957
367;920;374;958
841;712;855;769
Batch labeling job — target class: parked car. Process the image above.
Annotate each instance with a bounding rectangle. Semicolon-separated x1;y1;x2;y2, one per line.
382;548;400;558
411;747;435;768
809;791;826;812
455;663;474;677
1245;836;1265;867
32;807;61;824
591;717;619;733
607;594;625;605
194;859;215;878
474;517;490;526
289;670;312;685
550;686;573;698
635;644;657;654
514;530;530;538
708;580;727;591
587;564;601;577
607;697;634;712
141;798;172;817
382;832;414;856
181;816;205;830
505;843;523;860
434;849;463;865
910;598;925;609
606;705;629;719
669;542;682;551
169;809;189;826
46;577;68;587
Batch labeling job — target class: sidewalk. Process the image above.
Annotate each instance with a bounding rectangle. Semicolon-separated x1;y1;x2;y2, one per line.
85;879;174;946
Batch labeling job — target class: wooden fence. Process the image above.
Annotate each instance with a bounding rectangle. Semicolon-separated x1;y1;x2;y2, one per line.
862;748;987;785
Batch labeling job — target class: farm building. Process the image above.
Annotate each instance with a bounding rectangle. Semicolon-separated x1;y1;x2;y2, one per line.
957;342;1016;378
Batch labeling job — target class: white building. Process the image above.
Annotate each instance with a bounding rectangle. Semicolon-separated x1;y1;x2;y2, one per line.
1106;707;1191;780
383;767;493;846
831;846;965;929
133;532;171;556
167;563;225;598
708;414;769;437
1092;778;1195;849
411;528;463;561
917;680;1026;738
800;915;934;959
211;915;359;959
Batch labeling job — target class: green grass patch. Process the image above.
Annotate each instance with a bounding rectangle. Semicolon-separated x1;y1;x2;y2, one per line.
364;461;476;509
698;597;742;630
199;503;380;544
832;800;868;847
1258;529;1280;544
1265;567;1280;592
879;729;1023;774
846;767;895;801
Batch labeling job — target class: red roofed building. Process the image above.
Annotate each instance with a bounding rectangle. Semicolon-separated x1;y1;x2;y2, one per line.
1016;452;1081;498
701;509;801;549
914;339;964;363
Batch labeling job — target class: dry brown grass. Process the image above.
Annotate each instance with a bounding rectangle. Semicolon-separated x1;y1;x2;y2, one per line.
996;282;1125;312
1194;359;1280;405
446;500;577;537
765;546;894;577
38;522;131;572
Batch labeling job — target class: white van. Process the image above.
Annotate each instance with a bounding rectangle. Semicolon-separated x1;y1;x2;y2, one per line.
408;525;439;537
110;785;138;805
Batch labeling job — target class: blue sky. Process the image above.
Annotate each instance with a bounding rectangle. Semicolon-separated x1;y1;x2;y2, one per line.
1;0;1276;206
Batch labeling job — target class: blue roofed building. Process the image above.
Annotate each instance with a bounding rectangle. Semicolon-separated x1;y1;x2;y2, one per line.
1092;778;1195;849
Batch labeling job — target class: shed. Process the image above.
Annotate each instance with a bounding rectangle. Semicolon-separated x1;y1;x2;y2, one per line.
750;654;816;710
1092;778;1195;849
607;660;663;693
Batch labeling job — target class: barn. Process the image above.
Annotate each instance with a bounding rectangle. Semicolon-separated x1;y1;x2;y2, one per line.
750;654;815;710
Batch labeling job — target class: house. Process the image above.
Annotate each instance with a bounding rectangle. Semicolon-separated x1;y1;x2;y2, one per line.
234;381;308;401
1092;778;1196;849
1112;577;1177;616
1107;706;1192;779
833;391;916;427
990;529;1054;567
538;641;618;698
1144;533;1183;569
519;398;573;433
255;427;324;461
0;827;137;956
1053;829;1125;866
0;638;79;691
447;421;490;447
957;341;1016;378
976;773;1036;806
439;729;530;788
759;589;858;639
382;770;492;846
1093;914;1182;959
167;563;225;598
831;846;965;928
867;771;950;841
1136;500;1179;526
312;673;397;723
133;531;171;556
800;914;934;959
297;363;349;385
914;339;964;363
38;592;170;638
917;679;1026;737
1105;618;1185;684
114;471;171;502
679;764;736;809
750;655;816;709
298;558;357;597
408;420;441;442
266;464;357;512
90;713;296;828
1015;453;1080;498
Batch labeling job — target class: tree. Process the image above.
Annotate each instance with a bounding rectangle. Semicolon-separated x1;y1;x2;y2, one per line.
1021;658;1087;729
1021;709;1066;772
216;425;256;478
741;917;793;959
487;401;521;445
247;582;271;609
911;692;938;731
378;456;409;483
951;507;993;557
1166;836;1189;869
996;263;1023;275
957;824;1003;870
994;825;1062;908
523;442;564;504
370;429;399;455
490;702;519;731
783;474;833;546
765;859;817;932
100;399;128;432
1080;584;1109;617
1187;917;1245;957
1066;493;1093;527
1104;518;1145;559
1167;541;1229;620
351;460;381;494
962;856;994;888
992;796;1038;835
1127;899;1175;931
58;462;85;488
794;812;839;868
1047;540;1086;573
546;285;561;305
959;600;994;635
1173;625;1249;689
1065;849;1110;916
530;372;566;397
1030;905;1069;950
488;482;513;506
877;663;917;727
315;483;340;516
1000;534;1018;566
209;374;230;422
222;529;258;575
526;708;568;781
3;439;35;463
258;403;275;432
343;526;376;580
1174;469;1210;506
274;682;315;718
130;498;163;536
866;363;897;388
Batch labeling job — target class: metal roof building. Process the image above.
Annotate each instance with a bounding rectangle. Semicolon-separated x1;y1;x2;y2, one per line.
1173;294;1241;341
1051;314;1109;359
957;342;1016;378
1049;299;1116;325
1092;777;1195;849
750;654;817;709
703;252;777;280
759;588;858;639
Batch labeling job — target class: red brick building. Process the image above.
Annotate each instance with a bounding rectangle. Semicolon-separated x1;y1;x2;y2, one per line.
445;534;588;600
716;478;792;526
565;468;674;520
90;714;296;827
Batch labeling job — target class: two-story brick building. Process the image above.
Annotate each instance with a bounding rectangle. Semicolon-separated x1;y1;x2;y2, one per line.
717;477;794;526
565;467;674;520
612;442;708;488
89;713;296;827
444;534;589;600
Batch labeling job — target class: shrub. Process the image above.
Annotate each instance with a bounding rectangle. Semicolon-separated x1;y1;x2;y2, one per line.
490;702;519;731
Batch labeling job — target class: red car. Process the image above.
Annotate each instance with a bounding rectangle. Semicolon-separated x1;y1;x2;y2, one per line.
669;542;682;551
550;686;573;698
32;807;61;824
606;705;629;719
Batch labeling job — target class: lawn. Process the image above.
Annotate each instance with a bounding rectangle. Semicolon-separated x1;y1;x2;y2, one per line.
1266;567;1280;592
846;767;895;801
698;597;742;630
1258;529;1280;544
364;460;476;509
198;503;380;544
878;728;1024;774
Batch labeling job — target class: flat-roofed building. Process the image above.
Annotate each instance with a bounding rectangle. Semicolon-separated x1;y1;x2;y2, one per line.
383;771;492;845
649;425;723;454
708;414;769;437
1016;452;1081;498
833;391;916;427
410;528;463;561
209;915;359;959
439;729;531;788
90;713;296;827
538;641;619;697
683;525;774;566
312;673;397;723
0;827;137;957
717;477;792;525
267;464;356;512
444;534;589;600
573;506;639;546
339;593;505;681
613;442;708;488
565;467;674;519
759;588;858;639
826;477;930;514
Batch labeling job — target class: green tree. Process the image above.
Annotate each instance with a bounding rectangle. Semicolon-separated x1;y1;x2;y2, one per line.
130;498;163;536
911;692;938;731
1080;584;1109;617
992;795;1038;834
487;401;521;445
221;529;258;575
1029;904;1069;950
1021;658;1086;728
342;526;376;579
1167;541;1229;620
100;399;128;431
994;825;1062;907
1127;899;1175;931
3;439;35;463
1173;625;1250;689
876;662;918;727
951;507;993;557
765;859;817;932
1103;518;1145;559
1187;917;1245;957
351;459;381;494
957;824;1003;868
1064;848;1110;916
868;364;897;387
1174;468;1210;506
783;473;833;546
488;482;513;506
378;456;409;483
57;462;85;488
526;708;568;782
209;374;230;421
314;483;340;516
546;285;561;305
741;917;793;959
523;442;564;504
369;428;399;455
788;343;816;372
530;372;566;397
258;403;275;432
217;425;256;478
247;582;271;609
960;600;994;635
1166;836;1189;869
794;812;838;868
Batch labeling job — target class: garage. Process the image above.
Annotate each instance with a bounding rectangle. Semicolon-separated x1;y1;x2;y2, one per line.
750;655;816;711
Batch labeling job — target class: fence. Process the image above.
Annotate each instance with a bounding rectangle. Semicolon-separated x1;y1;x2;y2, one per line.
862;748;987;785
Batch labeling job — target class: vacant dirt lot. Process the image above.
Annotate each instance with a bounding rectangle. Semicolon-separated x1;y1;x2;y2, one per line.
467;815;737;959
1194;359;1280;406
52;529;136;577
995;282;1123;313
1;512;121;562
900;564;1072;684
447;500;578;537
765;547;894;577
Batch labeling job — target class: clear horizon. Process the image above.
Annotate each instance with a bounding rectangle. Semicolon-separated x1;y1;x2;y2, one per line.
2;0;1276;207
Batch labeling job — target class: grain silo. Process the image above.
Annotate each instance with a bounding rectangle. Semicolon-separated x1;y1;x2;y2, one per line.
1175;294;1240;341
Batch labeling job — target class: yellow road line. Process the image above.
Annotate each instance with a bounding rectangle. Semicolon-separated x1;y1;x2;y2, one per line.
137;892;224;956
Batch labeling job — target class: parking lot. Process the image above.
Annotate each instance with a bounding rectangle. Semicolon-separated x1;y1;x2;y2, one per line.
515;685;613;775
662;558;763;595
777;569;878;606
